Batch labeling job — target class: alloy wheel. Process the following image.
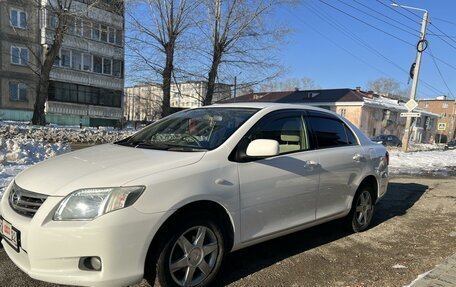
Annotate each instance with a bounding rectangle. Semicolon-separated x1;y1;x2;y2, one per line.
355;190;373;227
169;226;219;287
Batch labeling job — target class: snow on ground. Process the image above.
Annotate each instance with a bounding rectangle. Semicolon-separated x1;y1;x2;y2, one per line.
0;121;135;197
1;121;134;144
389;149;456;176
0;138;70;197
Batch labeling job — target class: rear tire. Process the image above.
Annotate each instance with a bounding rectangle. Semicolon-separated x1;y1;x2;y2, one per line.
152;216;225;287
346;186;375;232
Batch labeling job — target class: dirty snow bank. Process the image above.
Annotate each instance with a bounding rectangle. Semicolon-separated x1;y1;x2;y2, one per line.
0;122;134;144
389;149;456;176
0;138;70;196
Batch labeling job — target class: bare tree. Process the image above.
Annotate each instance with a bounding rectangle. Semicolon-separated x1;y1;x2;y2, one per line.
367;77;401;96
260;76;320;92
200;0;288;105
32;0;75;125
127;0;198;117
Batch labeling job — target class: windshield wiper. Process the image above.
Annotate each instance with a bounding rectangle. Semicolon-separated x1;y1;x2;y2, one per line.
167;146;208;152
117;140;207;151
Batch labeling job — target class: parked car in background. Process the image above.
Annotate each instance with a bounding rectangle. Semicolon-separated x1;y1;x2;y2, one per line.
446;139;456;149
1;103;389;287
370;134;402;147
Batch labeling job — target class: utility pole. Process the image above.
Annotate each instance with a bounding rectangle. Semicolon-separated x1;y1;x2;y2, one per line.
393;4;428;152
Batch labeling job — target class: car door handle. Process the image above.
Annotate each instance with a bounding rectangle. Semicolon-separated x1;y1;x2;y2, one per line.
353;154;365;162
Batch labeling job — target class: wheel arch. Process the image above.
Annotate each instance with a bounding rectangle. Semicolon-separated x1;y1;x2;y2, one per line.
143;200;235;280
357;175;379;203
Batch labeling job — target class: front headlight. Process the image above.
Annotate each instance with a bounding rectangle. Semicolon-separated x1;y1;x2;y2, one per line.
53;186;145;221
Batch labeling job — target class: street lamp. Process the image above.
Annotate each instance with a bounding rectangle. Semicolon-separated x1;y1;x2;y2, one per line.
392;3;429;152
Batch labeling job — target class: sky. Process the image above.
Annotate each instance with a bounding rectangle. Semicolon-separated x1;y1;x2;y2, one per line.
275;0;456;99
124;0;456;100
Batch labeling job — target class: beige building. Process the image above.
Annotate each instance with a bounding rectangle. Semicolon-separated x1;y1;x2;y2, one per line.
220;88;439;144
0;0;125;126
418;96;456;143
124;81;232;122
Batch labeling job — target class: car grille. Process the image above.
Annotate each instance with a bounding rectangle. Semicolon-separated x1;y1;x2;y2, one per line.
8;183;48;218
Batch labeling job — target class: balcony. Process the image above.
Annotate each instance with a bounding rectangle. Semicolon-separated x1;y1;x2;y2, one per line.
50;68;123;90
46;101;122;119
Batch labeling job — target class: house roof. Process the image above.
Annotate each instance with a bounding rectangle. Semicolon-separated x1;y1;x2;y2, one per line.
218;88;440;118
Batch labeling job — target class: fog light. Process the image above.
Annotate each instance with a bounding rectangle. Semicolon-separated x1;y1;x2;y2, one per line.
79;256;102;271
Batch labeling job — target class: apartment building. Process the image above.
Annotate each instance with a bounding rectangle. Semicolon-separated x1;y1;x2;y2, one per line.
0;0;125;126
419;96;456;142
124;81;231;122
0;0;40;121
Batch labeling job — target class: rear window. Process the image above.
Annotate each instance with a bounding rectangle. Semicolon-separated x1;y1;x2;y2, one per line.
307;111;358;148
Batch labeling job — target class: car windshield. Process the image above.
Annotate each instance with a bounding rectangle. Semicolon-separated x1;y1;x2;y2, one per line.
117;107;258;151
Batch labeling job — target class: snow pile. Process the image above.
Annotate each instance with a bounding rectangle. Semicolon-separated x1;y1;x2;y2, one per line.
0;138;70;165
0;122;134;144
408;143;447;152
389;149;456;176
0;138;71;195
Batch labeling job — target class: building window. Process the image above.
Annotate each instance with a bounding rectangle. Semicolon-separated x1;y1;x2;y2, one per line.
424;102;429;108
115;29;122;45
48;81;122;108
103;58;112;75
108;27;116;43
9;82;27;101
93;55;102;73
93;24;100;40
72;50;82;70
61;49;71;67
100;25;108;42
54;54;60;66
74;18;82;35
10;8;27;29
49;13;58;29
11;46;28;65
83;54;92;71
339;109;346;117
443;103;449;109
83;21;92;38
112;59;122;77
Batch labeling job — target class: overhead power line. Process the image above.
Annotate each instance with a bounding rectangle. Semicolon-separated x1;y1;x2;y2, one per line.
428;46;455;99
318;0;416;48
335;0;419;37
305;1;446;97
376;0;420;25
431;17;456;26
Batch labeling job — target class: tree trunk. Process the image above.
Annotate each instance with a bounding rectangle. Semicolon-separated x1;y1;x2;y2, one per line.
204;47;222;106
161;42;174;118
31;11;67;126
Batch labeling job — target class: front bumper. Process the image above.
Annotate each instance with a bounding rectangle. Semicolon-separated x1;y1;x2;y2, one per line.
0;185;164;287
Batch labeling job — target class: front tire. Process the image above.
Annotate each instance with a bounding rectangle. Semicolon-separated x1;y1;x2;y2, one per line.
155;217;225;287
346;187;375;232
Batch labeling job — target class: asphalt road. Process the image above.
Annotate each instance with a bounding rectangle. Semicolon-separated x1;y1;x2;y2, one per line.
1;176;455;287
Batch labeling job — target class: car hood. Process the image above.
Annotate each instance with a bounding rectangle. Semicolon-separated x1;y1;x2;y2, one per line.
14;144;205;196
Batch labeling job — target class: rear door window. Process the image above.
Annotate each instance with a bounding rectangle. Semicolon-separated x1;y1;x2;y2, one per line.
306;111;357;149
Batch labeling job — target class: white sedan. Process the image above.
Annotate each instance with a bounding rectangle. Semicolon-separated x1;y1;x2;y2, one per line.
0;103;389;287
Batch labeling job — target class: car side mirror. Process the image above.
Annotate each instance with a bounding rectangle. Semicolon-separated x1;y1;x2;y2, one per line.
246;139;280;157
